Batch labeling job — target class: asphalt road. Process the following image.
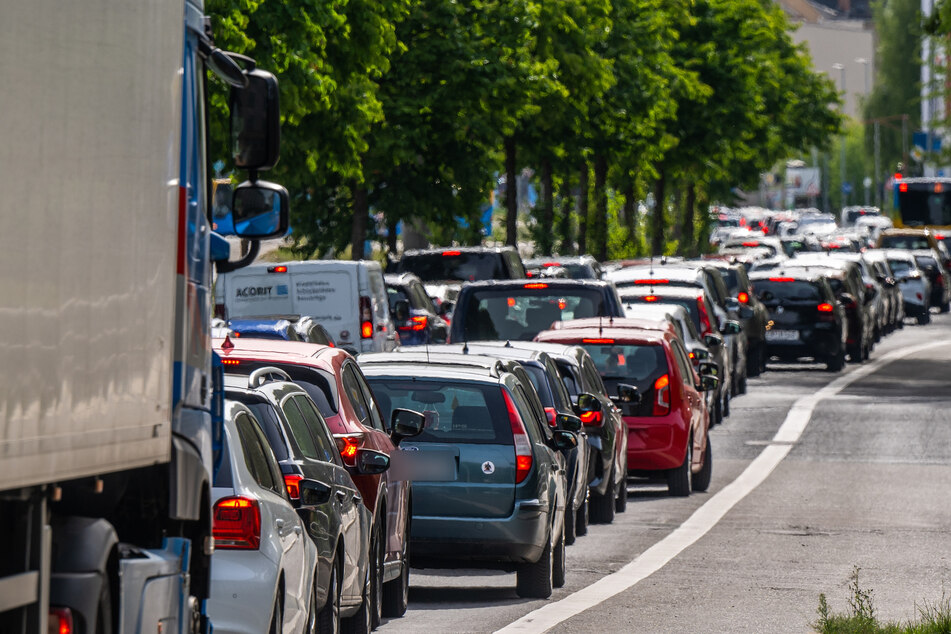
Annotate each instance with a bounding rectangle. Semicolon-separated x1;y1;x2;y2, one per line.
378;313;951;633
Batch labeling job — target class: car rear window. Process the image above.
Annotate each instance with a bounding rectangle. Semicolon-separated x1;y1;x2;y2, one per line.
398;252;505;283
887;258;914;275
581;343;669;416
223;361;338;416
387;286;410;313
752;280;821;302
880;235;932;250
621;294;700;332
365;378;513;445
460;287;606;341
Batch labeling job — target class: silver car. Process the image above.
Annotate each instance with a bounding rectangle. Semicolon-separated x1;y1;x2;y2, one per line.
883;249;933;324
208;400;319;634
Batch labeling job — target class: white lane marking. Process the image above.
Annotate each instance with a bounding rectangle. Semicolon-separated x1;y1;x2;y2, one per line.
496;340;945;633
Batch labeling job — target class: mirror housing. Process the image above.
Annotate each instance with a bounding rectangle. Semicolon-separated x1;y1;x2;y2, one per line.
231;180;289;239
838;293;857;309
700;374;719;391
615;383;641;404
722;320;742;335
555;413;583;433
356;449;390;475
703;333;724;348
697;361;719;378
551;430;578;451
230;69;281;172
298;479;332;507
390;408;425;446
575;393;601;414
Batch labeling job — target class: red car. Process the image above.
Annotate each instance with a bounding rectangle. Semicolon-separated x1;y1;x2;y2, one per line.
213;336;415;625
535;318;717;496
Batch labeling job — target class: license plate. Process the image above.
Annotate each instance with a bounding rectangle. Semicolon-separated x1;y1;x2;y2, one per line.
766;329;800;342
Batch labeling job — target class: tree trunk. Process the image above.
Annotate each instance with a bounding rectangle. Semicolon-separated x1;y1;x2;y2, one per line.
350;182;368;260
681;182;696;257
623;178;636;243
651;169;666;257
593;154;608;262
558;180;574;254
386;216;398;256
540;157;554;256
505;136;517;247
577;160;589;255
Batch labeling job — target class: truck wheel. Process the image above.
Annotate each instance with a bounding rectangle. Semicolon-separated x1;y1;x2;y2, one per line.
667;440;692;497
516;533;553;599
692;439;712;492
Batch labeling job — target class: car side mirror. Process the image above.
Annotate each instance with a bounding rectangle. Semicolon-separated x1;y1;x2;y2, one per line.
575;393;602;414
355;449;390;475
838;293;857;309
438;301;455;317
722;320;742;335
390;408;425;445
298;479;332;507
231;180;289;239
703;333;724;348
555;413;583;433
551;430;578;451
738;305;754;320
698;361;719;378
700;374;719;392
725;297;740;311
230;68;281;171
615;383;641;404
394;299;410;323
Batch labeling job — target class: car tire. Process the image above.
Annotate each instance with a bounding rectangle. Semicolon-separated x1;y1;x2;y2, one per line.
552;527;566;589
722;391;730;418
667;439;692;497
306;579;319;634
712;396;723;426
564;505;577;545
317;558;341;634
747;341;762;377
341;567;371;634
615;475;628;514
589;472;616;524
268;594;282;634
516;533;553;599
368;521;383;630
95;572;114;634
691;439;712;492
826;347;845;372
382;530;410;618
575;495;589;537
918;310;931;325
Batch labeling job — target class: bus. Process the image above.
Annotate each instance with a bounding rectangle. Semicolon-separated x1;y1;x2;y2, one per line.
894;177;951;229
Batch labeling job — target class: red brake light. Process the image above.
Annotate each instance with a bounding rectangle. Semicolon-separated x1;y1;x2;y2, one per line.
542;262;559;267
50;608;73;634
582;338;615;344
503;389;533;483
221;358;241;366
268;265;288;273
697;295;712;336
442;250;462;256
524;282;549;289
411;315;428;330
544;407;557;427
937;183;944;193
579;410;603;426
283;474;303;500
737;291;749;304
507;297;517;307
742;241;759;247
635;279;669;285
644;295;658;302
652;374;670;416
360;296;373;339
213;497;261;550
769;277;796;282
899;183;908;192
558;299;567;310
817;302;834;312
334;434;364;466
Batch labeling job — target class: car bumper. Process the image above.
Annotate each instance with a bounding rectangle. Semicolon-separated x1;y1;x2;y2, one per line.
763;325;840;361
410;498;550;566
624;414;689;472
207;551;279;634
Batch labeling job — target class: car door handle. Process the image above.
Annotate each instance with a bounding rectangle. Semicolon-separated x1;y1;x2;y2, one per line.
335;490;347;502
353;494;362;504
293;525;302;536
275;518;285;536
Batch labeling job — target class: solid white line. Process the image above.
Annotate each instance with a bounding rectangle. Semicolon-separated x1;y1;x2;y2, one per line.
496;340;945;634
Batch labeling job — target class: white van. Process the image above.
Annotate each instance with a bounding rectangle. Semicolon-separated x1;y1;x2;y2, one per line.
215;260;398;353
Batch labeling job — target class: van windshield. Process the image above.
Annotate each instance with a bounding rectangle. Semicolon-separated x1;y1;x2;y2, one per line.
399;252;504;282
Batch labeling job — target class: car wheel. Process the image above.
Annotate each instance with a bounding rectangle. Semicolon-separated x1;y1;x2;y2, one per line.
942;299;950;313
575;495;589;537
691;438;712;492
382;529;410;618
848;341;863;363
516;532;553;599
95;571;114;634
746;342;761;377
317;557;341;634
667;439;692;497
738;369;748;394
615;475;628;514
589;471;616;524
863;339;871;361
712;396;723;426
341;567;371;634
826;347;845;372
919;310;931;325
722;391;730;418
564;505;577;546
552;526;566;589
368;521;383;630
306;579;319;634
898;316;905;329
268;594;282;634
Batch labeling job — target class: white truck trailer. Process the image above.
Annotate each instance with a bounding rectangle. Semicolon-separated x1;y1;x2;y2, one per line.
0;0;288;631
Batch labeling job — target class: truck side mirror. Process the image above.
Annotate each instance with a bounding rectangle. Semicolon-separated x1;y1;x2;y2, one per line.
230;69;281;172
231;181;289;239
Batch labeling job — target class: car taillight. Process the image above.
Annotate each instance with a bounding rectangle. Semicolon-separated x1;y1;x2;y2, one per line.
334;433;365;467
635;279;669;285
50;608;73;634
644;295;658;302
697;296;712;336
652;374;670;416
544;407;557;427
360;296;373;339
579;410;603;426
213;497;261;550
817;303;834;312
221;358;240;366
410;315;428;331
524;282;549;289
283;474;303;500
737;291;749;304
503;389;533;483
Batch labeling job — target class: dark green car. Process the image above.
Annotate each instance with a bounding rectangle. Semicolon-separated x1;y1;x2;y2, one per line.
358;352;577;599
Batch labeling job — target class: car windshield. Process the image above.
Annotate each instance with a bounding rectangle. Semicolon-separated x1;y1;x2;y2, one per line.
460;287;607;341
365;378;512;444
399;252;504;282
752;280;821;302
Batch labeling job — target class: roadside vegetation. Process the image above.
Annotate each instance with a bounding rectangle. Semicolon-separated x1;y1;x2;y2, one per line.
815;568;951;634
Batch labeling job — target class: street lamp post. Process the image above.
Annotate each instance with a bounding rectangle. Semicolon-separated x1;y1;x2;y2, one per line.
833;63;847;207
855;57;876;207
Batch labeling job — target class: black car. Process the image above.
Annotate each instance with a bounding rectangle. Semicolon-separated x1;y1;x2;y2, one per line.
749;270;848;371
448;279;625;343
384;272;449;346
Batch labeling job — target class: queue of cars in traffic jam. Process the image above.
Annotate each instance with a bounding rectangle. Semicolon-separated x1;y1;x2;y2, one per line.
206;219;939;632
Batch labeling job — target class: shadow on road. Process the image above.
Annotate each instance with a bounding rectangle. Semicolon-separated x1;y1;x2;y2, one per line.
407;584;523;609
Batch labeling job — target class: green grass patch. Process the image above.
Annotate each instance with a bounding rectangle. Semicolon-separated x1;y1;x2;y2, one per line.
815;567;951;633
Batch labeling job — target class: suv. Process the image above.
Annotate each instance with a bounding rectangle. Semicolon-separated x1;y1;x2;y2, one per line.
535;319;718;496
384;272;449;345
749;270;848;371
523;255;603;280
213;337;419;622
396;245;526;311
358;352;576;599
448;279;625;343
881;249;932;323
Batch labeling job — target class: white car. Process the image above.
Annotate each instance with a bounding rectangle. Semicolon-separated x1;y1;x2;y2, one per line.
882;249;933;325
207;400;319;634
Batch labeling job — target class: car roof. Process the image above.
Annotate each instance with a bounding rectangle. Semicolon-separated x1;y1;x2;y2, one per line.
457;278;614;291
223;373;308;403
535;324;669;346
607;265;704;285
213;337;345;369
402;245;518;256
384;272;423;286
549;316;671;332
358;356;506;383
617;285;704;298
358;350;510;377
523;255;597;266
748;268;830;282
435;342;548;363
